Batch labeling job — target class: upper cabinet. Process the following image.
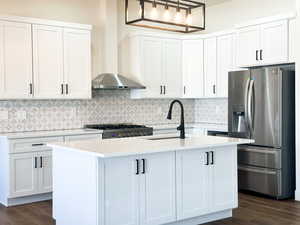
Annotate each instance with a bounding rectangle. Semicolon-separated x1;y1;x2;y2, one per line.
130;35;182;99
204;37;217;98
0;16;92;100
236;20;289;67
182;40;204;98
0;21;33;99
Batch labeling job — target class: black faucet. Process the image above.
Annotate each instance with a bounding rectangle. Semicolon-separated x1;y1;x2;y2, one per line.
167;100;185;139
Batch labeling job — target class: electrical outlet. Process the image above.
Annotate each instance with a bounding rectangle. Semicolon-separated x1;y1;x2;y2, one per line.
15;110;27;120
0;111;8;121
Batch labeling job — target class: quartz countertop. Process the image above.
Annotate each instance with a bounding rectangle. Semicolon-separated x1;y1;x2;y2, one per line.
149;123;228;132
49;134;253;158
0;129;103;139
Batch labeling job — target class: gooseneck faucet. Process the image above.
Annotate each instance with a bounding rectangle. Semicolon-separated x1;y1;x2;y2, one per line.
167;100;185;139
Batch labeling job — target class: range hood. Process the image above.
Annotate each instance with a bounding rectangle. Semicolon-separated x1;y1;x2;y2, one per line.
92;73;146;90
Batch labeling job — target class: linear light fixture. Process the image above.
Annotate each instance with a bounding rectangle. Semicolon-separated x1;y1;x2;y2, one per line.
125;0;206;33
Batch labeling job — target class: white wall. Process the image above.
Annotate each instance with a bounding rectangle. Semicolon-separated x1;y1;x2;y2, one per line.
204;0;296;33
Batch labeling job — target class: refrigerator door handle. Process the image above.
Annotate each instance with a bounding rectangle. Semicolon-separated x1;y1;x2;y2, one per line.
244;78;251;132
248;80;254;136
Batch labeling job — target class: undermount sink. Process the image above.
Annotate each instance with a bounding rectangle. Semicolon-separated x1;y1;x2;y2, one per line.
147;136;184;141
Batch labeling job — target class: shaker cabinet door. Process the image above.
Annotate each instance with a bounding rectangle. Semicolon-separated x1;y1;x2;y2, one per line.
140;152;176;225
63;28;91;99
176;149;210;220
204;37;217;98
38;151;53;193
0;21;33;99
33;25;64;99
104;156;139;225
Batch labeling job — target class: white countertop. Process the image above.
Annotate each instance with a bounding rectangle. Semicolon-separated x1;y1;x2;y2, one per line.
0;128;103;139
150;123;228;132
49;134;253;158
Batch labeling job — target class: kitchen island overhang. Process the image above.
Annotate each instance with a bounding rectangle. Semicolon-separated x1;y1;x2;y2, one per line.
50;135;253;225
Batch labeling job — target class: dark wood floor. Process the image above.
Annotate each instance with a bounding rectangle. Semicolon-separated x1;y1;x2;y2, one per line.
1;193;300;225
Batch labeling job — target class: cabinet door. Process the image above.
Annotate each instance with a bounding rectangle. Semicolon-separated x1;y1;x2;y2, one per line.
163;39;182;98
33;25;64;99
104;156;139;225
0;21;33;99
236;25;260;67
9;153;38;198
141;37;163;98
38;151;52;193
182;40;204;98
260;20;288;65
217;34;235;98
63;28;92;99
204;37;217;98
176;149;210;220
140;152;176;225
210;146;238;212
289;19;296;63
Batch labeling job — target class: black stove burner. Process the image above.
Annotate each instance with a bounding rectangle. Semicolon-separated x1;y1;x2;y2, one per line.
84;124;153;139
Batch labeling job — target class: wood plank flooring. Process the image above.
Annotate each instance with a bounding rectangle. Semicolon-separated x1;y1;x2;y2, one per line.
1;193;300;225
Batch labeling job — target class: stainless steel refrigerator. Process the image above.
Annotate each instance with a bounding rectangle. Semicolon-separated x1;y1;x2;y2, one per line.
228;64;295;199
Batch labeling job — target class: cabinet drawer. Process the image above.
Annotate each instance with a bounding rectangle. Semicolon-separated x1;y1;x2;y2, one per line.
10;137;64;154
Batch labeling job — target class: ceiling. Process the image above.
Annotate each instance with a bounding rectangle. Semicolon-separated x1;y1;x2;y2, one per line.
204;0;232;6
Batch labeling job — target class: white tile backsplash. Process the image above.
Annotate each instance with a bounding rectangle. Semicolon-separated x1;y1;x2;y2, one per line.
0;91;228;133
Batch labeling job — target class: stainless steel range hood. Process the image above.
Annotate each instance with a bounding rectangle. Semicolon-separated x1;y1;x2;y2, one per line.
92;73;146;90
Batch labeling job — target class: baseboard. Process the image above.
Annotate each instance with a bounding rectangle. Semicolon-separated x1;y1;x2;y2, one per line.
166;210;232;225
6;193;52;207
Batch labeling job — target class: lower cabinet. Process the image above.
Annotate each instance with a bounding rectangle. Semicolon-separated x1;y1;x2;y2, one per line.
176;146;237;220
104;152;176;225
9;150;52;198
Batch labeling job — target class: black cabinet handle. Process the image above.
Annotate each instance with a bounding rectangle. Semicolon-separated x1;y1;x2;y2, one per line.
210;151;214;165
40;156;43;168
136;159;140;175
160;85;163;95
260;50;263;61
205;152;209;166
256;50;259;61
142;159;146;174
29;83;33;95
66;84;69;95
32;143;44;147
184;86;186;95
61;84;64;95
34;157;37;169
213;85;216;94
164;86;166;95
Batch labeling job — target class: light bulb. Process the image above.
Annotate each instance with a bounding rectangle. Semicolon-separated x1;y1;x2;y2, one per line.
175;10;182;23
186;14;192;25
151;3;158;19
164;8;170;21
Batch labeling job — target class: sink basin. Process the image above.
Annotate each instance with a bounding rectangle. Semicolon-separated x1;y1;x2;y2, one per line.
147;136;183;141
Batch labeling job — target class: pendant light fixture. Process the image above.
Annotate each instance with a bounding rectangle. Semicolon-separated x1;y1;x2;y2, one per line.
125;0;205;33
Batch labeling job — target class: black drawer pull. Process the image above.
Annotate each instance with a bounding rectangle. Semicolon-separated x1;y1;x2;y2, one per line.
142;159;146;174
205;152;209;165
40;156;43;168
34;157;37;168
32;143;45;147
210;151;214;165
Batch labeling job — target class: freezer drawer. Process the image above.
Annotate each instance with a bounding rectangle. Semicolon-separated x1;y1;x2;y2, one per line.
238;145;281;169
238;165;282;197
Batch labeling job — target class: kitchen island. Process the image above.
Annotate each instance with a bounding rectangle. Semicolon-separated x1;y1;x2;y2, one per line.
50;135;253;225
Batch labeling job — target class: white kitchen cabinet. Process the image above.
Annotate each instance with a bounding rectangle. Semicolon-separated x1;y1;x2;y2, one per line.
289;19;296;63
9;153;38;198
210;146;238;212
217;34;235;98
104;152;176;225
38;151;53;194
0;21;33;99
104;156;139;225
236;20;288;67
163;39;182;98
204;37;217;98
176;146;237;218
260;20;288;65
130;35;182;99
140;152;176;225
176;149;210;220
63;28;92;99
182;40;204;98
33;25;64;99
